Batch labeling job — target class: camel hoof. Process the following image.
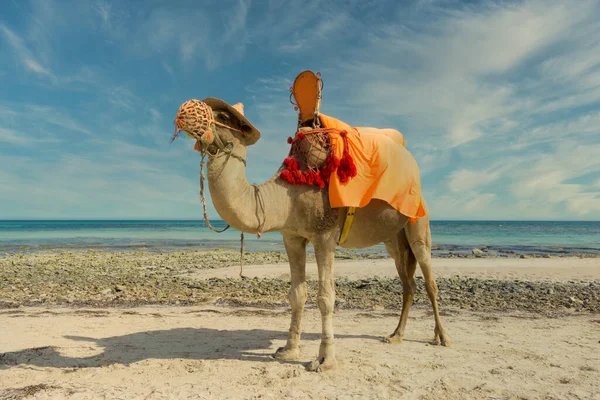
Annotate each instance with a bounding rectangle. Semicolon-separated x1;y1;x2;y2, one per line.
431;334;451;347
383;334;403;344
305;357;337;372
273;346;301;361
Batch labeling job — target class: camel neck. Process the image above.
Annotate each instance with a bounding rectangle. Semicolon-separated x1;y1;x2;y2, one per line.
206;145;287;234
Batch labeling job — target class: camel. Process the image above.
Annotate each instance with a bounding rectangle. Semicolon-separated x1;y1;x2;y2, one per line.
174;98;450;372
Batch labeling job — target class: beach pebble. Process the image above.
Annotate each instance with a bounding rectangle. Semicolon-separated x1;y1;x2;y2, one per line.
1;249;599;313
472;249;485;257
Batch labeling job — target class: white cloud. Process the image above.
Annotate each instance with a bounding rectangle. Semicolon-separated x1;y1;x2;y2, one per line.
509;142;600;216
92;0;112;27
0;23;56;81
448;168;503;194
0;128;33;146
0;127;60;146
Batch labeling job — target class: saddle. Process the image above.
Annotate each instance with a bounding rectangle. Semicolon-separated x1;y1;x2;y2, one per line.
283;70;427;237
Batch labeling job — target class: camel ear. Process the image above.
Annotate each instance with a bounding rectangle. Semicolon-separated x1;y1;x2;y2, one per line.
232;102;244;116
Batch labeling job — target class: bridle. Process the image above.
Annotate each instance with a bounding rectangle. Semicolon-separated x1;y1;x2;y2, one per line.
171;99;246;159
172;100;243;141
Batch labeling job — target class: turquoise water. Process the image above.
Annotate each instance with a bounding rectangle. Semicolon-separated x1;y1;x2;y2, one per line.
0;220;599;256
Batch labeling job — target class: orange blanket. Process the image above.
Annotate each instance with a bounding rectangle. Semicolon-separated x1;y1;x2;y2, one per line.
319;114;427;222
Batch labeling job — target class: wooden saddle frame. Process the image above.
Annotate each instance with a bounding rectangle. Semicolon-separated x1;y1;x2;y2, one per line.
290;70;323;128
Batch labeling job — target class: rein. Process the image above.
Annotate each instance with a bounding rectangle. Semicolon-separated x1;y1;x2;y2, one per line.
197;137;265;279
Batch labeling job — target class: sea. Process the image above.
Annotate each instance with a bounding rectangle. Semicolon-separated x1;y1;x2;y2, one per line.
0;220;599;257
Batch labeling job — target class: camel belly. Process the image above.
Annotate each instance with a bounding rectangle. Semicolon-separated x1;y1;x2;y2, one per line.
338;199;409;248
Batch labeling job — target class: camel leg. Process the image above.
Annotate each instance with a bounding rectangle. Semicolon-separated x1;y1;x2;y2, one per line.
384;230;417;344
306;234;338;372
274;235;308;361
405;219;451;346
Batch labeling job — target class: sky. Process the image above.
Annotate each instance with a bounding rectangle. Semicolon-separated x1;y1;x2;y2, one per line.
1;0;600;221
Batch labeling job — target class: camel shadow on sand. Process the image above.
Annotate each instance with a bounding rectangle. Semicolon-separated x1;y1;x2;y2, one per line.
0;326;380;370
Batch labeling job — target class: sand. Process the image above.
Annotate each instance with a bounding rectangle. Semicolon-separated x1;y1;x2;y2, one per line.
1;257;599;399
189;256;600;282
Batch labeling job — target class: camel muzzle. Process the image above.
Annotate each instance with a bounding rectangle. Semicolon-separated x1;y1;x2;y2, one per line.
171;99;217;150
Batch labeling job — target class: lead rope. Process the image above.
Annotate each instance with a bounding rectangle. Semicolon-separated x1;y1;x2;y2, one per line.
199;146;249;279
240;232;245;278
252;184;266;238
199;151;230;233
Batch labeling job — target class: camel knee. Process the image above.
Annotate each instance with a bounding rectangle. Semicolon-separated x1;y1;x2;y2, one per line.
410;240;430;260
289;283;307;306
403;279;417;296
317;295;334;314
426;279;439;297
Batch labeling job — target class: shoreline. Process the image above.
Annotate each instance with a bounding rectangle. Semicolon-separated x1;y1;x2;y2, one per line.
1;244;599;259
1;245;600;258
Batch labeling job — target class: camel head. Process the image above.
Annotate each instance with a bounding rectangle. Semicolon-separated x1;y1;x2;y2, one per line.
173;98;261;152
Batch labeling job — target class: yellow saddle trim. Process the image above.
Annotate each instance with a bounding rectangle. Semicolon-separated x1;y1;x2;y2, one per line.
290;70;322;126
338;207;356;245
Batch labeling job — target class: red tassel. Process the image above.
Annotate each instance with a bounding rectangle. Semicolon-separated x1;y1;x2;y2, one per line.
287;137;293;144
279;128;357;188
337;153;357;184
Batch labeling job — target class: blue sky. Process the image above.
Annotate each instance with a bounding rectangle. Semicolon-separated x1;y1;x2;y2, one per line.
1;0;600;220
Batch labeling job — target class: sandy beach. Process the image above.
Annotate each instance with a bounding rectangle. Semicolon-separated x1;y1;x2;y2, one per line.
1;251;599;399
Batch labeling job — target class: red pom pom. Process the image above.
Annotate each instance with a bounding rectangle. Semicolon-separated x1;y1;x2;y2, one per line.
284;157;299;171
287;137;293;144
297;131;305;140
316;177;325;188
304;170;315;185
280;170;294;183
319;168;330;183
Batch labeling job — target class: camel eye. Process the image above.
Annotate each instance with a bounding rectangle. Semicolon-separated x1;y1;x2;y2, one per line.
217;113;230;123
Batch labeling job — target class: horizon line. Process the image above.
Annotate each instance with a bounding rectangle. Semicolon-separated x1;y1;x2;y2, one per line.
1;218;599;223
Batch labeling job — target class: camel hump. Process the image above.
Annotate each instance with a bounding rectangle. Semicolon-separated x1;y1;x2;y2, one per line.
355;127;405;148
